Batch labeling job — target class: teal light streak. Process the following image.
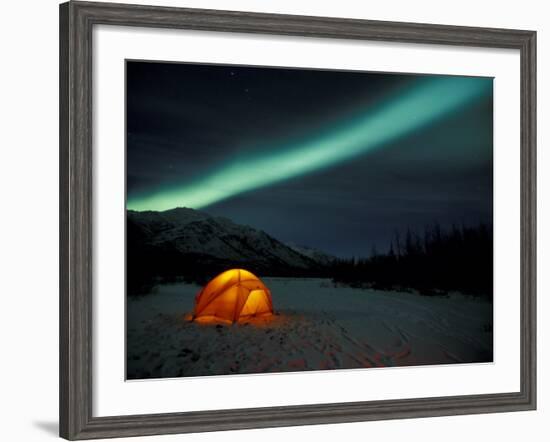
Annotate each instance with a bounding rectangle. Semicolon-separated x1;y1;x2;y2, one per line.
127;76;491;212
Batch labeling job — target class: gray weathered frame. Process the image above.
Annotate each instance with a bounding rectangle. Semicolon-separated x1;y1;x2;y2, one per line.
59;1;536;439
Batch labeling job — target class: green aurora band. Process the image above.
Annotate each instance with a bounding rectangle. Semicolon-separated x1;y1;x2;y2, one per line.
127;76;492;212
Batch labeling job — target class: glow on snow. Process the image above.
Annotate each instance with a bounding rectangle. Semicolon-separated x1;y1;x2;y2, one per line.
127;76;491;212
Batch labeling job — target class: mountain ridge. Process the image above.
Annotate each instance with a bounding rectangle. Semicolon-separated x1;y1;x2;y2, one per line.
127;207;330;291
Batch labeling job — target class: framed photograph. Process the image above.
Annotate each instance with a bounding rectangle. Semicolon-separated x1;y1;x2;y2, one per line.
59;1;536;439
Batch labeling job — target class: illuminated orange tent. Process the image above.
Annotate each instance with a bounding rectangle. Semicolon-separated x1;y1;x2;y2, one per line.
192;269;273;324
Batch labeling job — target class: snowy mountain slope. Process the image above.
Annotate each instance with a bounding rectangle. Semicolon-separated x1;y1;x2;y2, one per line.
285;242;336;266
127;207;326;277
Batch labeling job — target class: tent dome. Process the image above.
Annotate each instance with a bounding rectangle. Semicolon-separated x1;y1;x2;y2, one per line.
192;269;273;324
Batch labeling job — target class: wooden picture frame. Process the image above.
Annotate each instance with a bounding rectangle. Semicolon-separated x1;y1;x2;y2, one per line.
59;1;536;439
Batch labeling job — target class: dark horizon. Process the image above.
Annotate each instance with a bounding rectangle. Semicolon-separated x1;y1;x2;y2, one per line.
126;61;493;257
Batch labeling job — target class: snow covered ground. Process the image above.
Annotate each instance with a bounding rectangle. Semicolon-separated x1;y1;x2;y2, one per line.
127;278;493;379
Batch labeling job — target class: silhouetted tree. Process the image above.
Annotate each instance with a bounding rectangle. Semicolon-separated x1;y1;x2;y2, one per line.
330;223;492;298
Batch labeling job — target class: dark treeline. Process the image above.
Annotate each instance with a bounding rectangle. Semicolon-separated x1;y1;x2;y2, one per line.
128;215;493;298
330;223;493;298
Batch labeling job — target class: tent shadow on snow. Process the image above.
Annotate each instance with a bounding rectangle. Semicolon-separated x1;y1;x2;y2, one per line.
186;269;275;325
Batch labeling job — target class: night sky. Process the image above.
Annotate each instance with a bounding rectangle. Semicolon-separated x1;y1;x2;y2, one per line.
126;61;493;257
